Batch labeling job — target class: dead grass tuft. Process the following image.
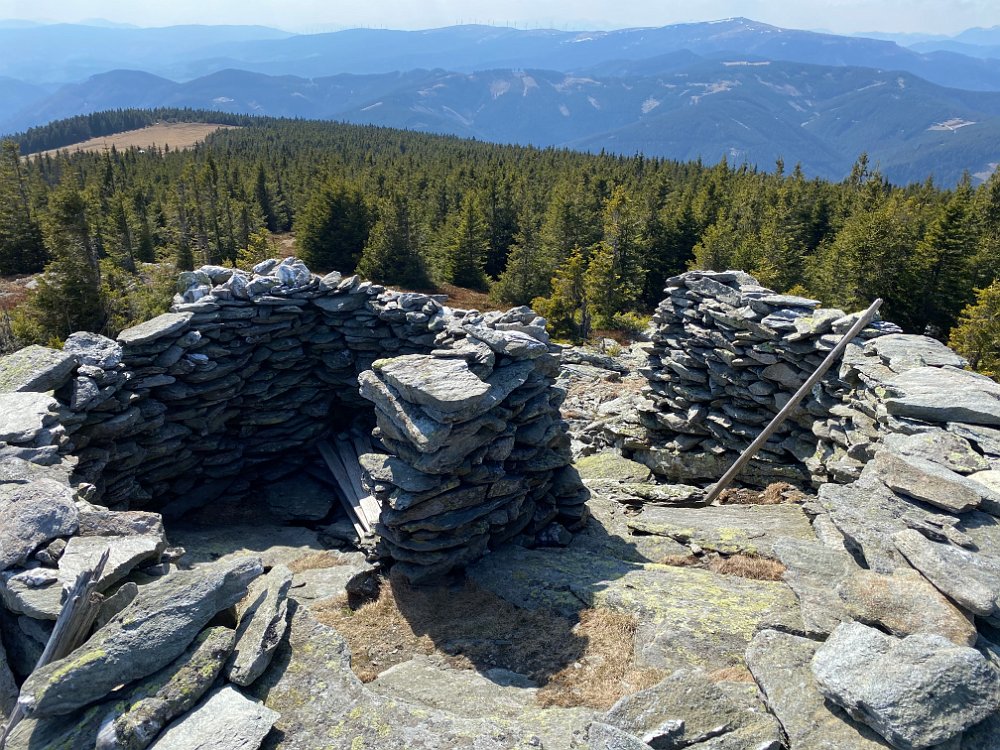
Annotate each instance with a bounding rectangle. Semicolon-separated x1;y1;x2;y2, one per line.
286;550;352;573
658;553;701;567
537;608;665;709
708;665;756;683
312;575;663;708
708;554;786;581
719;482;802;505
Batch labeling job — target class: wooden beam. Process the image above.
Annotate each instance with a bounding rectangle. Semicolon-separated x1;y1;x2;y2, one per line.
318;440;371;537
703;298;883;505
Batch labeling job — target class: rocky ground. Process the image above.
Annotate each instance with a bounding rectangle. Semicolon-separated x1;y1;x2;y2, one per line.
4;332;1000;749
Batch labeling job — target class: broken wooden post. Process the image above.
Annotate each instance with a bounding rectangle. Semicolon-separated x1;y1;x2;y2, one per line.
703;298;883;505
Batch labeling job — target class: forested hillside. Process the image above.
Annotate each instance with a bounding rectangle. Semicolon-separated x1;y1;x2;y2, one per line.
1;110;998;353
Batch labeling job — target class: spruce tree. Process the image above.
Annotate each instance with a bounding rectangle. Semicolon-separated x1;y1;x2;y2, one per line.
357;195;429;288
949;281;1000;377
448;194;489;290
295;176;371;273
491;214;548;306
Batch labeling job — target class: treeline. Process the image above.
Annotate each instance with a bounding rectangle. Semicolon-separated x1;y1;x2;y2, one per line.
1;113;999;351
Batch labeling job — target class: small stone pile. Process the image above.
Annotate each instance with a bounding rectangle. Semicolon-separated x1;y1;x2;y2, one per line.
359;316;586;581
636;270;900;485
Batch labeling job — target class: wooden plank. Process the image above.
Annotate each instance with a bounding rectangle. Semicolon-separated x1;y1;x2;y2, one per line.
335;436;381;528
703;298;883;505
317;441;371;536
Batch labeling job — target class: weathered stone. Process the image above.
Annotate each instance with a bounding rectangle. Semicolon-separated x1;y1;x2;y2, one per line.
464;325;549;359
373;355;491;417
262;475;333;522
812;622;1000;749
225;564;292;687
884;366;1000;426
873;449;991;514
773;536;855;636
893;529;1000;617
880;430;990;475
63;331;123;369
604;668;781;750
837;569;977;646
0;345;77;393
117;312;193;346
0;478;78;572
0;393;60;445
146;685;278;750
865;334;967;372
611;483;707;507
59;534;166;591
627;503;815;558
576;451;652;483
745;629;892;750
18;555;262;716
587;722;654;750
5;626;236;750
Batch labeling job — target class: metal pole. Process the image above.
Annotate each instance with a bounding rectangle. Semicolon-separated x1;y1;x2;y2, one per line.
703;297;883;505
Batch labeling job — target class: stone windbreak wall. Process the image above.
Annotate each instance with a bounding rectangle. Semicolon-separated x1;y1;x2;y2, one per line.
635;270;903;485
0;257;585;584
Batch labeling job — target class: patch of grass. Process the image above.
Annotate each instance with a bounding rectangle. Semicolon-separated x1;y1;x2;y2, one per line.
658;553;701;567
312;575;663;708
708;554;786;581
537;608;665;709
287;550;353;573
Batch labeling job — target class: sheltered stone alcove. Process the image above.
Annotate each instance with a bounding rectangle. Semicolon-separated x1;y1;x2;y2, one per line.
1;257;588;585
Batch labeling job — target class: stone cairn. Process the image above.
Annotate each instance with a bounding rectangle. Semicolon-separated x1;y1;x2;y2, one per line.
636;270;901;485
0;257;585;745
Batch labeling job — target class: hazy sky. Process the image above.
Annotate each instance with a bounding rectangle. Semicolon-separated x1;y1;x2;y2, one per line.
0;0;996;35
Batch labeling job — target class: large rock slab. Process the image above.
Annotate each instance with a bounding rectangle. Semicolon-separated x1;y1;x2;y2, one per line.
837;568;977;646
626;503;815;558
5;626;235;750
872;449;993;514
225;564;292;687
18;555;262;717
884;366;1000;426
773;537;855;636
745;629;892;750
468;546;798;673
893;530;1000;617
865;335;966;372
373;355;491;419
147;685;278;750
60;534;166;591
0;393;60;444
576;452;652;483
170;524;322;569
62;331;122;369
262;476;333;522
603;668;781;749
0;478;78;572
812;622;1000;749
251;608;541;749
880;430;989;475
0;345;76;393
117;312;193;346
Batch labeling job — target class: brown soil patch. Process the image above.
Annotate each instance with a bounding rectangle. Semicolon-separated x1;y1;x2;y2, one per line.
29;123;239;158
312;575;663;708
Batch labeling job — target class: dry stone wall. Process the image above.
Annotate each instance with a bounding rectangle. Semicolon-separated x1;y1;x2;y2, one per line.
636;270;902;485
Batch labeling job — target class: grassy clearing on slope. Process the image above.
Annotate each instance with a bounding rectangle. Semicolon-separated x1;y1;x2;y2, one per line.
28;123;239;157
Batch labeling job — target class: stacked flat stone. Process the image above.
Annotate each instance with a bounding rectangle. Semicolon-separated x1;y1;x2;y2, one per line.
810;332;980;483
636;270;900;485
358;314;585;581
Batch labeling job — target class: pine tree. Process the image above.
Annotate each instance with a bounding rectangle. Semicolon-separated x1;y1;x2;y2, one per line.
357;195;429;287
491;213;548;306
448;193;489;289
588;185;647;325
0;141;46;275
533;248;590;340
295;176;371;273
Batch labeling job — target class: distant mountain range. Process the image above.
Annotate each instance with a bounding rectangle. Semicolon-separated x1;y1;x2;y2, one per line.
1;18;999;185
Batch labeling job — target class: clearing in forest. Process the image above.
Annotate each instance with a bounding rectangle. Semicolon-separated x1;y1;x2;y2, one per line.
29;122;239;157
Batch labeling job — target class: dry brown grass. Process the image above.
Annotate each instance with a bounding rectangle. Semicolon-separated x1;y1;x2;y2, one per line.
286;550;353;573
536;608;665;709
719;482;802;505
708;665;756;683
708;554;786;581
312;575;662;708
29;123;239;157
658;553;701;567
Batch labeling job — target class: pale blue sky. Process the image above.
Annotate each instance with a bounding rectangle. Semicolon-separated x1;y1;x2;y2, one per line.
0;0;996;35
